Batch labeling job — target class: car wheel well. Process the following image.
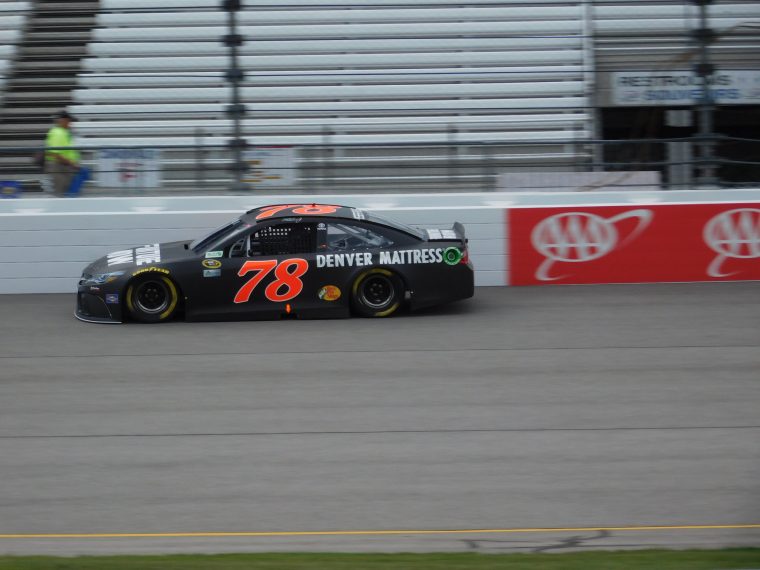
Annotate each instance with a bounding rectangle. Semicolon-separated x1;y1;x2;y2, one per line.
350;267;406;318
123;273;184;322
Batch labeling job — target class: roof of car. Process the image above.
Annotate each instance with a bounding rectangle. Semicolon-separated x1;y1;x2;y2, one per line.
242;203;367;223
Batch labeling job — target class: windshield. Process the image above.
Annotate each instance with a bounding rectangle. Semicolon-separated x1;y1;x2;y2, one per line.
190;219;244;252
366;212;424;239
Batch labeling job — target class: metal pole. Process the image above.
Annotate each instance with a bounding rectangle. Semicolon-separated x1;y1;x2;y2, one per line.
447;125;458;185
223;0;248;191
581;0;601;172
195;128;204;189
692;0;718;187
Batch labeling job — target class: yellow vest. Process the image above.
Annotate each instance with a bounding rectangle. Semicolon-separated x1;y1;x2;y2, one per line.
45;126;80;163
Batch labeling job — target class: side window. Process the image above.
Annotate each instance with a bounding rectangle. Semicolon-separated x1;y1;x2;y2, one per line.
325;222;394;252
248;222;317;256
228;235;249;258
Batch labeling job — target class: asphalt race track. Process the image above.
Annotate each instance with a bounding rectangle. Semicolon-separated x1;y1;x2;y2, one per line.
0;284;758;555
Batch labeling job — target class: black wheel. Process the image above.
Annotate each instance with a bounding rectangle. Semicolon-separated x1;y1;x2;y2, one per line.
125;275;180;323
351;269;403;318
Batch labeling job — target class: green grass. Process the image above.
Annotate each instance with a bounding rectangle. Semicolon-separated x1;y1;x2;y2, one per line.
0;550;758;570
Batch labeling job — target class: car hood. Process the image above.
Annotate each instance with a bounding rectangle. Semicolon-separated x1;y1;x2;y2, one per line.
83;240;193;275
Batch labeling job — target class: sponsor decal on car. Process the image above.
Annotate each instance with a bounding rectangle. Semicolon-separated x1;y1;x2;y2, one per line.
234;258;308;303
107;243;161;267
106;249;133;266
426;228;458;240
105;293;119;304
378;249;445;265
316;248;448;268
132;267;170;276
255;204;340;220
443;247;463;265
351;208;366;220
318;285;341;301
202;259;222;269
205;250;224;259
317;252;373;268
203;269;221;278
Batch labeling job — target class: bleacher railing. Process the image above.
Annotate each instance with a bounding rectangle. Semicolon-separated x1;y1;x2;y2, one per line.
2;136;759;195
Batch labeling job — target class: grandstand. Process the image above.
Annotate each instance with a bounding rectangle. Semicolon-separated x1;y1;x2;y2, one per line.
0;0;758;191
0;0;98;183
0;3;27;97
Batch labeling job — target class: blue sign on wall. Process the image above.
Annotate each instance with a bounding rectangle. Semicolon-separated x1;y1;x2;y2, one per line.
0;181;21;199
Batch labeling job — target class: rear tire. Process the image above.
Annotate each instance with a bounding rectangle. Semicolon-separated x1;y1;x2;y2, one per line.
126;275;180;323
351;269;403;318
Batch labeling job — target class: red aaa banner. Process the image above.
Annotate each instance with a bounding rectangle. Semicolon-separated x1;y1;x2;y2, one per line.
508;203;760;285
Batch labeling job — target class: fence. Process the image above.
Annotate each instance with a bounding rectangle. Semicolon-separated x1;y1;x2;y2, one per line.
3;135;760;195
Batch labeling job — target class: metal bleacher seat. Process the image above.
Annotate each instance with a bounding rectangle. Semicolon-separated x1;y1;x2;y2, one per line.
593;2;760;70
0;3;29;102
71;0;594;189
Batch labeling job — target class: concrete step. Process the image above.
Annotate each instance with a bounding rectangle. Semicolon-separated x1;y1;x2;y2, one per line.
11;66;79;75
37;1;100;11
3;91;74;101
16;54;83;65
0;167;45;183
24;30;92;42
6;113;58;121
0;130;47;141
21;39;91;48
15;60;82;71
20;45;89;57
0;117;53;127
0;103;72;113
7;70;79;80
0;122;52;134
0;138;46;148
6;78;79;89
0;107;62;117
0;156;35;166
27;16;97;27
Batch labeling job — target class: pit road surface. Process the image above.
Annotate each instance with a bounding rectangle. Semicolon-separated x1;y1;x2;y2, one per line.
0;284;758;555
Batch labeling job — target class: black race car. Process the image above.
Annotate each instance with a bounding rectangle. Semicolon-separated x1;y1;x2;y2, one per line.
76;203;474;323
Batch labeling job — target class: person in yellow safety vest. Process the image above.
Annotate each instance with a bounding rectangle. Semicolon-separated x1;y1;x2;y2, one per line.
45;110;81;196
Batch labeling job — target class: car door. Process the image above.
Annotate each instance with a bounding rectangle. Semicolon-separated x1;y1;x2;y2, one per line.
315;219;400;292
187;220;319;320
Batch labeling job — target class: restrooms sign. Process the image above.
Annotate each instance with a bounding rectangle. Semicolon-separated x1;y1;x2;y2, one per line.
611;70;760;106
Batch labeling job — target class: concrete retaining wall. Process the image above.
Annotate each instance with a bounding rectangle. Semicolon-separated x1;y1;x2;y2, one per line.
0;194;508;293
2;189;759;294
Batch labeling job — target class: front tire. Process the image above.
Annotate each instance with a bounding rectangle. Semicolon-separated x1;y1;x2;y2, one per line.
351;269;403;318
125;275;180;323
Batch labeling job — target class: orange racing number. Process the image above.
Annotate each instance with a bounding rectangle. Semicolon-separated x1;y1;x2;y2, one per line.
234;258;308;304
255;204;340;220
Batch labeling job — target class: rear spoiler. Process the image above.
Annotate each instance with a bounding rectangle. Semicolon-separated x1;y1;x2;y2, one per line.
453;222;468;244
424;223;468;244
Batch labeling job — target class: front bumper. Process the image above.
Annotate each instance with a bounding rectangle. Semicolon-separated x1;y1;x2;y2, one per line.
75;290;122;324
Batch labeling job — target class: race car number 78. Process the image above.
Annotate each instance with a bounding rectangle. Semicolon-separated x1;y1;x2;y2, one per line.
255;204;339;220
234;258;309;304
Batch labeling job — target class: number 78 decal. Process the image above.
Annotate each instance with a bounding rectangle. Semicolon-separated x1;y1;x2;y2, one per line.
234;258;309;304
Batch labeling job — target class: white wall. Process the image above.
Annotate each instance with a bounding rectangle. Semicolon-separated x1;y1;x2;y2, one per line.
0;194;507;294
3;189;760;294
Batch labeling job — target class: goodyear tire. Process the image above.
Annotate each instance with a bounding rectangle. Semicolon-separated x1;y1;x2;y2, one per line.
125;275;180;323
352;268;403;318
